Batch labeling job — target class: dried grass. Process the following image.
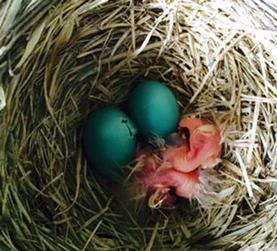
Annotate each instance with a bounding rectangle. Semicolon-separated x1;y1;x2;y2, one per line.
0;0;276;250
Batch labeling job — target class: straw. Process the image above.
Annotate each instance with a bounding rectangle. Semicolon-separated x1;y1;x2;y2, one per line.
0;0;276;250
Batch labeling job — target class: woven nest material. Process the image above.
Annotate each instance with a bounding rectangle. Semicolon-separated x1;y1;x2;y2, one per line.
0;0;277;250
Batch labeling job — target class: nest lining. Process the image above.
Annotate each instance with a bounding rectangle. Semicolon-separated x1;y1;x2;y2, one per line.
0;0;277;250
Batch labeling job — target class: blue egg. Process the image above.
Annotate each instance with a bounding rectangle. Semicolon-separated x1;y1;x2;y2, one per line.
128;80;180;140
83;108;137;179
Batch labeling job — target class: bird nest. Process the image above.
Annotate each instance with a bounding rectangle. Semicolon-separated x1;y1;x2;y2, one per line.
0;0;277;250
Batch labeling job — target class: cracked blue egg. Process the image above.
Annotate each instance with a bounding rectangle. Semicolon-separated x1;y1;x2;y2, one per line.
83;108;137;178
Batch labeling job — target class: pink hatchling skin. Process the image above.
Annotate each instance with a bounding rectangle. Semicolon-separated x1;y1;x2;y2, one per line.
134;118;221;202
162;118;221;173
135;157;200;198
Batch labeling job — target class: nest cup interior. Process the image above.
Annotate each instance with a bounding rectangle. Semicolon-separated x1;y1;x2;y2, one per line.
0;1;277;250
